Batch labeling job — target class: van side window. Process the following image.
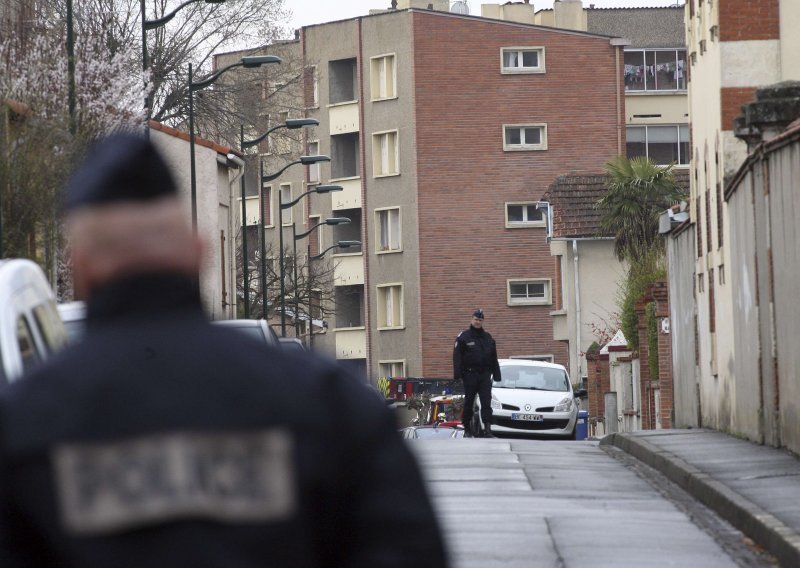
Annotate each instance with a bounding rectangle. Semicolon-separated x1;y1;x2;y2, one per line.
33;304;68;354
17;316;41;373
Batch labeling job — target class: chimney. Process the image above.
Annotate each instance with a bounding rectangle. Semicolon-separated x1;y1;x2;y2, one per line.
391;0;397;8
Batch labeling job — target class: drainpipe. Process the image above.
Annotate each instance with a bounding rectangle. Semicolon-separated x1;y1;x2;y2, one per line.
610;38;630;155
573;239;582;383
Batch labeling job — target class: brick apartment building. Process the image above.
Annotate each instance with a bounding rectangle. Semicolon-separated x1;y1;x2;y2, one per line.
220;1;626;383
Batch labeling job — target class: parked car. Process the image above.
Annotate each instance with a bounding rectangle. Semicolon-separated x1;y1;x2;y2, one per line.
278;336;306;352
57;300;87;344
0;259;68;385
56;306;283;351
400;425;464;440
484;359;586;439
213;319;281;348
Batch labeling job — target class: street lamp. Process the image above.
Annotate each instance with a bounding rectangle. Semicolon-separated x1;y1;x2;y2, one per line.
239;118;319;318
292;218;351;337
262;157;333;335
141;0;225;124
189;54;281;231
310;240;362;261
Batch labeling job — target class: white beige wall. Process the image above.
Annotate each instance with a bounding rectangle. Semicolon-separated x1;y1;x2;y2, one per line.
150;130;237;320
780;0;800;80
551;239;626;382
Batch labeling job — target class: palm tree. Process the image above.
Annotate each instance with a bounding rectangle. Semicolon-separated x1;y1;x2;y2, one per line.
597;156;685;263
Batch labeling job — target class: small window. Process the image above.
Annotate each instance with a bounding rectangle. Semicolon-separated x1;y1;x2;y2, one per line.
279;184;292;225
307;141;320;183
503;124;547;151
379;360;405;378
505;203;545;227
377;284;403;329
501;47;545;73
507;279;551;306
375;208;401;253
372;131;399;176
370;54;396;100
261;186;273;227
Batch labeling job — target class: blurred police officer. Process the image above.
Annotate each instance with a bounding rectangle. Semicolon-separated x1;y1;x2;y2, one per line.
453;309;501;438
0;134;447;567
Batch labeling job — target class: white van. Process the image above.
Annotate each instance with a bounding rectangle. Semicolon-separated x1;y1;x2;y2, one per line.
0;259;68;385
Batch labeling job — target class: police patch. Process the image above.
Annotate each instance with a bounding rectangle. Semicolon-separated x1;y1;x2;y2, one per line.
52;429;296;535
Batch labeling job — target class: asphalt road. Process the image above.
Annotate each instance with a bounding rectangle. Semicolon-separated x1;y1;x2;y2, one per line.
407;438;777;568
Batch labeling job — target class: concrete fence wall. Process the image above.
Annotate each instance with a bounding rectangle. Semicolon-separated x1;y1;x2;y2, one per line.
727;108;800;454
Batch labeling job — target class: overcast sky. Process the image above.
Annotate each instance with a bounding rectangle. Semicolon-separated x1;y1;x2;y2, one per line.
287;1;684;30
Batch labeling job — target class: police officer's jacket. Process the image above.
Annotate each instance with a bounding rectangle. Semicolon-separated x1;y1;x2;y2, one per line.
0;273;447;568
453;325;501;381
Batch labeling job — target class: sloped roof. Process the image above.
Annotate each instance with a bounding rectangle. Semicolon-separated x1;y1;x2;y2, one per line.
148;120;242;158
544;174;612;239
544;169;690;239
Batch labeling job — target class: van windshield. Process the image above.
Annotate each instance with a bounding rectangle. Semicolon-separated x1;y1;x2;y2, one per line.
495;365;570;392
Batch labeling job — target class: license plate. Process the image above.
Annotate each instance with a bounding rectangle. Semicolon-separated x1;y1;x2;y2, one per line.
511;413;543;422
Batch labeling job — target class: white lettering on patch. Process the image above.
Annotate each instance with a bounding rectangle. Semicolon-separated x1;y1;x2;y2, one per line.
52;430;295;535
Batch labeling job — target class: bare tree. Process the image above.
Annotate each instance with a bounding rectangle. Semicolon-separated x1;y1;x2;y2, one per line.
233;227;338;333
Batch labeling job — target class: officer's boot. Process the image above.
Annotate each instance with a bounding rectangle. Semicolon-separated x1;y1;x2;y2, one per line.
463;422;473;438
483;423;496;438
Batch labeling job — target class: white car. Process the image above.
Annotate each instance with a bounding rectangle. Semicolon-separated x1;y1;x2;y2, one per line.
487;359;581;439
0;259;68;384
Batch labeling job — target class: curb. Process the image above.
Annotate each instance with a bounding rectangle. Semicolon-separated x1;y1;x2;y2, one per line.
601;432;800;568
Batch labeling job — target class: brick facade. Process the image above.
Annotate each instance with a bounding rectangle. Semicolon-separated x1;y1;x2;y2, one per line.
586;352;610;420
652;280;673;429
412;12;623;378
718;0;780;42
721;87;758;132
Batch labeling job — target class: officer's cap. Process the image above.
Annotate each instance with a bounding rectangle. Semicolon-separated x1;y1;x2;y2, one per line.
472;309;484;320
62;133;177;212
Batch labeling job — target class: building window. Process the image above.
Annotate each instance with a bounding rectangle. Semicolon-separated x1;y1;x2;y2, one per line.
260;186;273;227
377;284;403;329
503;124;547;151
507;279;551;305
331;132;360;179
379;360;405;378
624;49;687;92
372;130;399;176
307;141;320;183
501;47;545;73
279;184;292;225
626;125;690;166
375;207;401;253
505;203;545;228
329;58;357;104
370;54;396;100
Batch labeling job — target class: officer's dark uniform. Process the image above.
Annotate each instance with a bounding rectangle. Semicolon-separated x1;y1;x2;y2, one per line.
0;136;447;567
453;310;501;437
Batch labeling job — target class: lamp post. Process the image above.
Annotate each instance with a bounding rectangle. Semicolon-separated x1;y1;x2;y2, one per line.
189;55;281;233
309;240;362;261
141;0;225;127
239;118;319;318
292;218;351;337
262;157;333;336
308;240;361;348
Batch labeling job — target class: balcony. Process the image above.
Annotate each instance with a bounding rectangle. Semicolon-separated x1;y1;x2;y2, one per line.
329;101;359;134
331;177;361;210
334;253;364;286
335;327;366;359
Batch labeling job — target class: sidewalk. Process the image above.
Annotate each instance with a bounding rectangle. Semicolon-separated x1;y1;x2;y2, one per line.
601;429;800;567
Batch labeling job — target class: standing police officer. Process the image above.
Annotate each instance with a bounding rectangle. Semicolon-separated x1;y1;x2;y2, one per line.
453;309;501;438
0;134;447;567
